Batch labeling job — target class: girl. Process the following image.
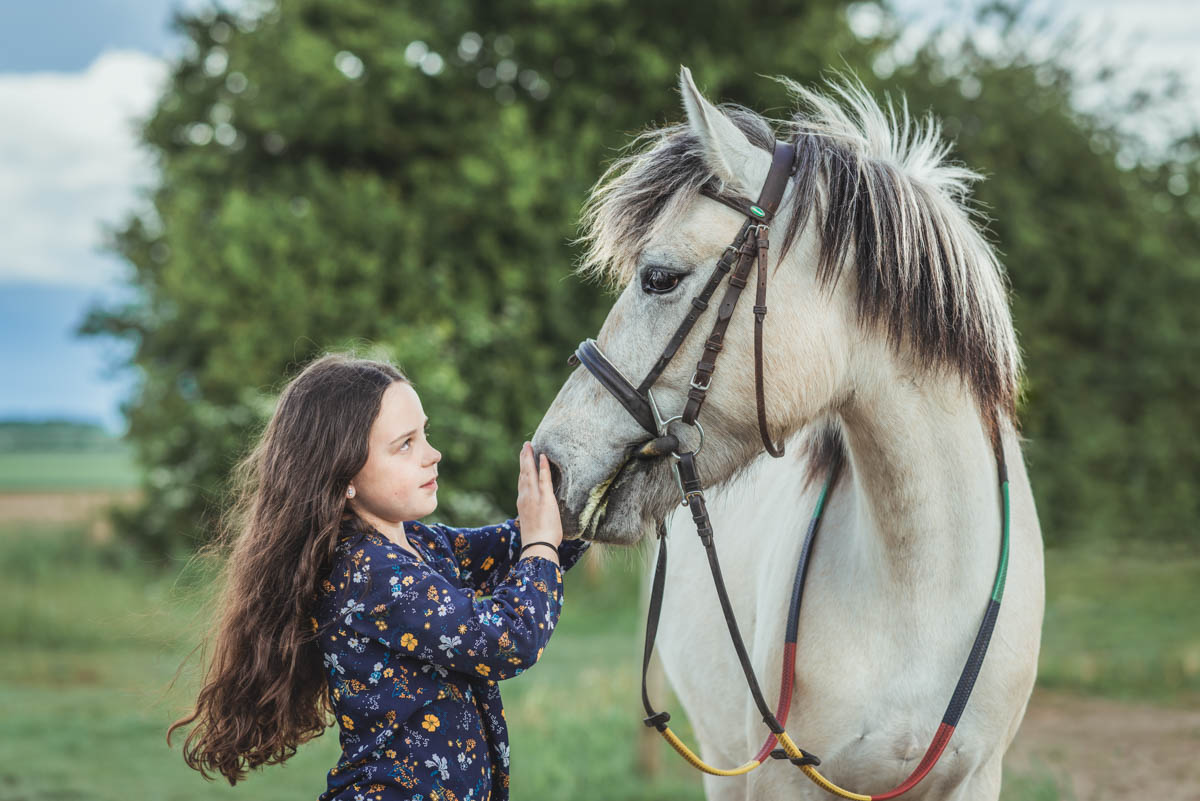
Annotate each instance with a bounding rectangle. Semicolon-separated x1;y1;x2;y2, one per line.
168;353;590;801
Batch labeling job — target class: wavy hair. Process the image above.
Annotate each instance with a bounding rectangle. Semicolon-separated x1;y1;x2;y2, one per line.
167;352;407;784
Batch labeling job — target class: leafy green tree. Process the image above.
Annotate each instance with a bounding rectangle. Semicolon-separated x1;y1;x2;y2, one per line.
87;0;1197;559
84;0;881;559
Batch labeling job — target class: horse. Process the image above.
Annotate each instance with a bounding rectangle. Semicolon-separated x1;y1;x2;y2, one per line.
532;66;1044;800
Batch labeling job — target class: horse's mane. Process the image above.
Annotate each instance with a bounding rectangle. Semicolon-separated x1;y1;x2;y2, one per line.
576;75;1021;468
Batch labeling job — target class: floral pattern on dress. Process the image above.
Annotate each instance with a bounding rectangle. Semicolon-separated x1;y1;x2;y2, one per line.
315;516;590;801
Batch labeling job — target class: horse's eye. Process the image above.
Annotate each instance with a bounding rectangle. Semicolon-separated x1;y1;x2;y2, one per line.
642;267;680;295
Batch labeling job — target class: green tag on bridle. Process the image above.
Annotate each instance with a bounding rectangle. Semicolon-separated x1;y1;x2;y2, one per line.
750;205;766;218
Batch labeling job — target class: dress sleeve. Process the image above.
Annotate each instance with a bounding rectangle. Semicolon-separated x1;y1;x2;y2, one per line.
336;549;565;682
436;517;592;596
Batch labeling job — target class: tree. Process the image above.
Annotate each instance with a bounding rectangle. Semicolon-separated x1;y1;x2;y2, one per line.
84;0;882;559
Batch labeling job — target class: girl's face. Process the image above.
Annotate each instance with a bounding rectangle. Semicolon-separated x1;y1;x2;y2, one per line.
349;381;442;523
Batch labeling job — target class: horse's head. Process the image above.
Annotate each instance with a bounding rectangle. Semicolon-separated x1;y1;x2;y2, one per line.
535;67;1017;545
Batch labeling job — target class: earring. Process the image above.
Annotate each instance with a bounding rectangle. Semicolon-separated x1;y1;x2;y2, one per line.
346;485;356;499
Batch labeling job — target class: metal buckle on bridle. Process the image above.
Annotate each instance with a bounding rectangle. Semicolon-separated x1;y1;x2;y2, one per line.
648;389;706;506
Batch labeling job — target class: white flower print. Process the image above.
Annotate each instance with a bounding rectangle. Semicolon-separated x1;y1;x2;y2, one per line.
425;753;450;780
323;652;344;674
436;603;449;617
339;599;365;625
497;742;510;768
421;663;448;679
438;634;461;657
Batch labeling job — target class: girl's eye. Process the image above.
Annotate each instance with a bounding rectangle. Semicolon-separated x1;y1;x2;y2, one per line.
400;425;431;452
641;267;680;295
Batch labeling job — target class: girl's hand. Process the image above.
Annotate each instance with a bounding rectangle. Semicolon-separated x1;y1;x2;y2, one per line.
516;441;563;558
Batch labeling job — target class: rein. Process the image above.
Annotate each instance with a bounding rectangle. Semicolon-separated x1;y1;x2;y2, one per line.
568;139;1012;798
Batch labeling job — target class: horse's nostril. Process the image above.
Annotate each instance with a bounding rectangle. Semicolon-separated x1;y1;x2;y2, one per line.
546;458;564;497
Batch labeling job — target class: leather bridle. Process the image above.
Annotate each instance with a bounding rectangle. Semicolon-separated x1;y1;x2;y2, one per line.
569;138;797;468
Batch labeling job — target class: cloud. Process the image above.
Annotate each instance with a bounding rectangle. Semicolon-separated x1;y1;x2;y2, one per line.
0;49;168;287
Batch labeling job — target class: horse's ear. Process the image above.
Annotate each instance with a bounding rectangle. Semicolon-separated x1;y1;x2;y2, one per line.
678;66;767;196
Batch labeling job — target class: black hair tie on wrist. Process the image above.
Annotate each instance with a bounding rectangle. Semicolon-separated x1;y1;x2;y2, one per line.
520;542;559;559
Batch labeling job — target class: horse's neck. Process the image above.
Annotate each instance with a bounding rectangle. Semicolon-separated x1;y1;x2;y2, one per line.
829;361;1003;598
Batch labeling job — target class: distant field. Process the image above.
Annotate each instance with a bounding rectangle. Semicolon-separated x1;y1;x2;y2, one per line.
0;449;140;491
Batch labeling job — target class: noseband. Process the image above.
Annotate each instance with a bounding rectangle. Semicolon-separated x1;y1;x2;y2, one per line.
566;138;1012;799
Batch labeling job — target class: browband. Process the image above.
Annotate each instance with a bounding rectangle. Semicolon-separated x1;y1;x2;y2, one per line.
698;140;797;222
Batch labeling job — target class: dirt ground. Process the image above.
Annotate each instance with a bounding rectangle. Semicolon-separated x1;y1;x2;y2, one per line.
1007;688;1200;800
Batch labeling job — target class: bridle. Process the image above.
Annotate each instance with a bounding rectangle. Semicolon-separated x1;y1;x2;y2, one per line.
567;137;1013;799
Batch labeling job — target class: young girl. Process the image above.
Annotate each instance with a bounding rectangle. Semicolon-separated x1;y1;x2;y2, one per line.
168;353;590;801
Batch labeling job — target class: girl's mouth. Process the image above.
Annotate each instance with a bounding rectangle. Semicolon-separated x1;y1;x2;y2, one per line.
420;477;438;490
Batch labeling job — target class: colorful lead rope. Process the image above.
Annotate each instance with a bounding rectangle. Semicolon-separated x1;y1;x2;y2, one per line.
643;448;1011;799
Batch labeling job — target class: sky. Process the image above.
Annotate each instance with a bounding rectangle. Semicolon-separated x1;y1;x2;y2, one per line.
1;0;1196;434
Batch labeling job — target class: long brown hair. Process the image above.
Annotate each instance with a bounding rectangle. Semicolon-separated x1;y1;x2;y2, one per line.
167;352;407;784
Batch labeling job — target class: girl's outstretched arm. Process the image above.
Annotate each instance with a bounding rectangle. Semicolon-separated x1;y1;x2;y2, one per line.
436;518;591;596
333;548;565;681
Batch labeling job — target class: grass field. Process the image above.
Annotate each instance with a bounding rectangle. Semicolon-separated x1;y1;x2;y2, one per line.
0;449;140;491
4;521;1195;800
2;504;1197;798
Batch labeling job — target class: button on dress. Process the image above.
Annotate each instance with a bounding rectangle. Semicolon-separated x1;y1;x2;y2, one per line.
314;516;591;801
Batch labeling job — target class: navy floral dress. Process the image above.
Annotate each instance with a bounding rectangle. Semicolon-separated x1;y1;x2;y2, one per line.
314;515;590;801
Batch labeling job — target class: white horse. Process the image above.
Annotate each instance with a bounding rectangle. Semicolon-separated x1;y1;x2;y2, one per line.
533;67;1044;800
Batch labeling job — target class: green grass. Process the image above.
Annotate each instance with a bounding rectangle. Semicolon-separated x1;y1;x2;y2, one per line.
6;524;1195;800
0;449;141;491
1037;544;1200;701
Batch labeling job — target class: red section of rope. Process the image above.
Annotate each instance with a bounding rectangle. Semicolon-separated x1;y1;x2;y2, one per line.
752;642;797;764
870;722;955;800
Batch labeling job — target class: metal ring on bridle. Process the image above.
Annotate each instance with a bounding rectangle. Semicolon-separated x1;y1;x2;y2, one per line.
659;415;704;458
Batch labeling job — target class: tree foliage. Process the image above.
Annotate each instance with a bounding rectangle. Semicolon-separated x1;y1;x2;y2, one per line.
84;0;1198;559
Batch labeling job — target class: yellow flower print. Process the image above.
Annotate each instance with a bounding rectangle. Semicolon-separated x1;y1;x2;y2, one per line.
376;620;387;630
341;714;355;731
481;556;494;571
400;633;418;651
385;749;396;758
402;575;414;586
310;617;318;632
458;624;467;635
427;586;439;601
498;631;511;648
475;664;491;677
383;667;394;677
466;738;476;751
455;534;467;550
421;714;440;732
